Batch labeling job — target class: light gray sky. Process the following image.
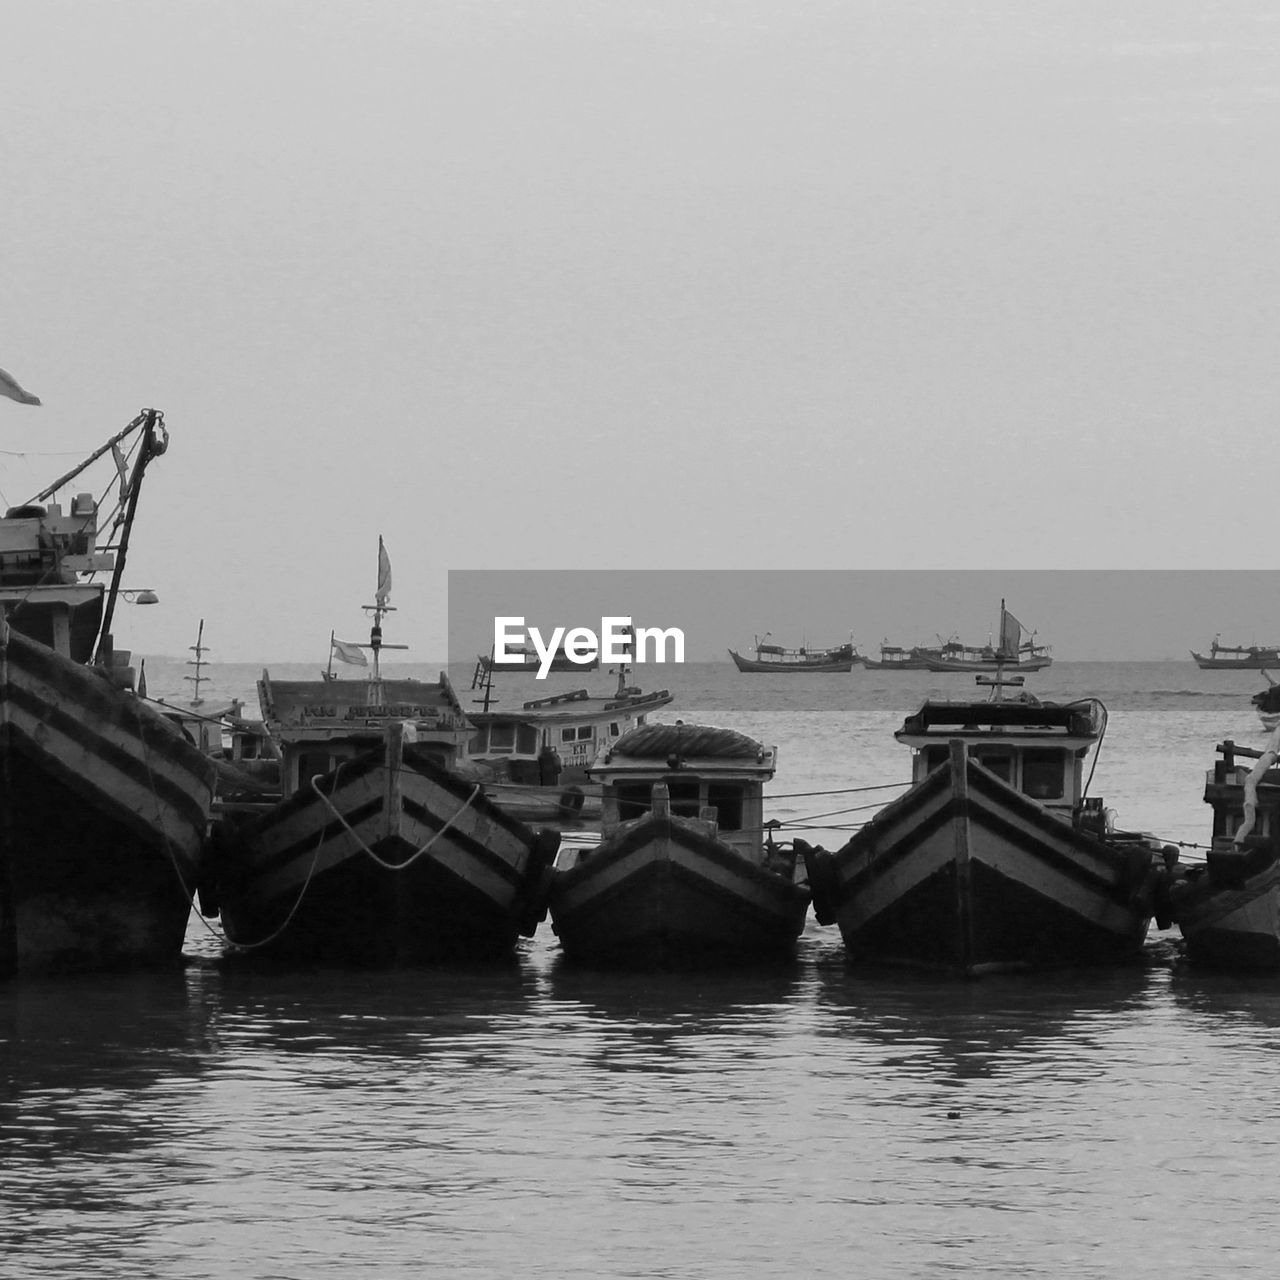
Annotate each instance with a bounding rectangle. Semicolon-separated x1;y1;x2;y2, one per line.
4;2;1278;660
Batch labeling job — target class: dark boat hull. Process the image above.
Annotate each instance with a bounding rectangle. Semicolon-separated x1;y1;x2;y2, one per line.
803;743;1158;975
915;654;1053;673
728;650;855;673
1165;849;1280;971
1191;651;1280;671
0;626;216;976
548;813;811;967
211;740;556;964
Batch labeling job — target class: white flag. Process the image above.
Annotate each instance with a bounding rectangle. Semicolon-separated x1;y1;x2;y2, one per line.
332;637;368;666
0;365;40;406
112;443;131;505
375;536;392;609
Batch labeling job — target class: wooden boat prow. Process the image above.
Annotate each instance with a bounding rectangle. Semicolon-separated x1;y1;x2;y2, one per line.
800;672;1170;975
547;721;810;967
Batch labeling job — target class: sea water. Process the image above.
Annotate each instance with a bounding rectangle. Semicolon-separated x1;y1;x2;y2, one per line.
3;660;1278;1279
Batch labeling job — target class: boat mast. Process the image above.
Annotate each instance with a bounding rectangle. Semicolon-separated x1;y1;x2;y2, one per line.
93;409;166;667
185;618;208;707
360;535;404;698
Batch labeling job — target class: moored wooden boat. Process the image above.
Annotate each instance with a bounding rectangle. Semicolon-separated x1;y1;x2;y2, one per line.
205;541;557;964
728;634;858;673
1161;733;1280;970
547;722;810;967
799;675;1170;975
0;410;217;975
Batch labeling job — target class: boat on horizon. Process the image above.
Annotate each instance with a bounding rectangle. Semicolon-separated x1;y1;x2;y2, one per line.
0;409;217;976
728;634;859;673
860;641;930;671
1191;635;1280;670
798;669;1171;975
204;540;557;965
547;721;810;967
911;601;1052;673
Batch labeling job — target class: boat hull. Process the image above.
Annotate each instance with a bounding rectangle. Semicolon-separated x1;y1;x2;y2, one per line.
728;650;855;673
548;813;811;967
802;742;1158;975
915;654;1053;673
1165;847;1280;971
1191;650;1280;670
0;626;216;975
211;738;557;964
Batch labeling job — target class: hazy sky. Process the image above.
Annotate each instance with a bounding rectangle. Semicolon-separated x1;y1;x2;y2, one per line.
4;2;1278;661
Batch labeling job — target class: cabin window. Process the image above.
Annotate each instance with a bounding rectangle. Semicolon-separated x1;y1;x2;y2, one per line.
468;729;489;754
576;726;593;741
617;783;652;822
560;727;576;744
973;751;1013;783
1022;749;1065;800
517;724;539;754
488;724;516;754
707;783;744;831
637;715;647;725
609;722;620;737
665;777;702;819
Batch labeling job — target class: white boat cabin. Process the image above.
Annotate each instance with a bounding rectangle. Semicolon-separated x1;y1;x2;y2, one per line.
0;496;115;664
589;725;777;864
258;672;472;797
467;685;673;781
895;693;1104;821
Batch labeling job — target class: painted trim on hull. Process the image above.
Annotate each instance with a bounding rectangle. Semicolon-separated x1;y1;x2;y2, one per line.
824;743;1152;970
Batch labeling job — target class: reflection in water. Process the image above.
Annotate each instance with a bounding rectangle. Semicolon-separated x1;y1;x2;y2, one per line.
1;921;1278;1276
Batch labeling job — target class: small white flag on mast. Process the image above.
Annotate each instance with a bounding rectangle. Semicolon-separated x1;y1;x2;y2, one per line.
375;536;392;610
331;635;369;666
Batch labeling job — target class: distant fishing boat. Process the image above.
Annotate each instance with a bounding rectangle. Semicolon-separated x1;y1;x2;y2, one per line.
911;602;1051;673
860;641;929;671
206;539;556;964
1191;636;1280;670
728;634;859;673
0;409;217;976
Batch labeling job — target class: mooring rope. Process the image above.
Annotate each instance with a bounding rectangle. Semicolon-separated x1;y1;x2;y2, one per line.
307;764;483;873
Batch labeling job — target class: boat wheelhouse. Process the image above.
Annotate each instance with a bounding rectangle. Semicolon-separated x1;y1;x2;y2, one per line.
800;674;1168;975
547;722;810;966
860;642;929;671
463;666;673;824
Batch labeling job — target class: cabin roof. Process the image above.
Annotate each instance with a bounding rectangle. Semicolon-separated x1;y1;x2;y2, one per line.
470;687;672;726
895;696;1101;743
